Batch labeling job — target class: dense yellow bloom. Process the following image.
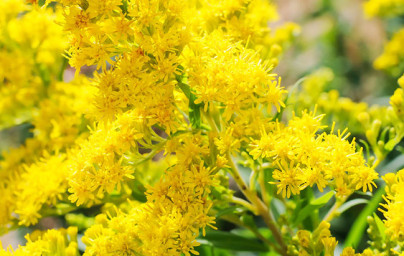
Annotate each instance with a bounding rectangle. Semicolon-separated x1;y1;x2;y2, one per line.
68;110;145;206
291;68;373;134
364;0;404;17
0;72;94;229
271;160;304;198
0;4;66;128
15;154;68;226
390;78;404;119
214;126;241;155
380;170;404;241
15;0;294;252
0;227;78;256
374;29;404;72
184;37;286;119
1;0;393;255
250;112;377;198
294;221;338;256
82;155;218;255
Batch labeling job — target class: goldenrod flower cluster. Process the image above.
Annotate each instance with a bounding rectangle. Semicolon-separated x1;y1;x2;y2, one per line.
250;112;377;198
381;170;404;241
0;227;78;256
0;1;66;128
373;29;404;73
292;221;338;256
364;0;404;74
364;0;404;17
0;0;403;255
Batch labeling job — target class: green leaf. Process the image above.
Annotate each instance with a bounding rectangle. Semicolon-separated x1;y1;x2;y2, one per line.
215;206;243;218
119;0;129;15
397;146;404;155
270;198;285;220
240;213;258;232
177;81;191;99
189;92;201;129
344;185;385;248
195;245;233;256
197;230;268;252
175;72;202;129
338;198;369;214
293;191;334;225
373;213;386;241
378;154;404;176
311;191;334;205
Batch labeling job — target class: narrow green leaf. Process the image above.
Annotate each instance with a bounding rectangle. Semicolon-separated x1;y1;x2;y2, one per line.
195;245;233;256
119;0;128;15
197;230;268;252
344;185;385;248
373;213;386;241
312;191;334;205
175;73;202;129
189;92;201;129
270;198;285;220
215;206;243;218
177;81;191;99
293;191;334;225
338;198;369;214
195;245;213;256
240;213;258;232
379;154;404;176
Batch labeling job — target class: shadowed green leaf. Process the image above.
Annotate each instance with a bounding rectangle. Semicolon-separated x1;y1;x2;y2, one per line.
197;230;268;252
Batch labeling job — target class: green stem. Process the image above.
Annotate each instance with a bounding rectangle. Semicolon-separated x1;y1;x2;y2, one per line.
205;111;220;134
323;196;347;223
133;141;166;165
220;214;282;254
258;170;271;207
58;57;68;81
204;110;288;255
232;196;257;214
227;152;288;256
249;169;258;192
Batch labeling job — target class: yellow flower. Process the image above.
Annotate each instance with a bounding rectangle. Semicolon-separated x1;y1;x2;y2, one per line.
380;169;404;241
271;160;304;198
0;227;78;255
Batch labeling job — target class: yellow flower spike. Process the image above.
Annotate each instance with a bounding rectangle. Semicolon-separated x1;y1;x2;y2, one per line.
373;28;404;72
1;0;393;255
341;247;357;256
297;230;311;249
379;169;404;241
322;237;338;256
65;242;78;256
390;87;404;119
214;126;241;155
364;0;404;17
270;160;304;198
366;119;382;146
0;228;77;255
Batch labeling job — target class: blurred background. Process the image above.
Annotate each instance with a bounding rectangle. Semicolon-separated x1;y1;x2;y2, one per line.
274;0;398;101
